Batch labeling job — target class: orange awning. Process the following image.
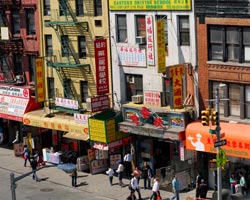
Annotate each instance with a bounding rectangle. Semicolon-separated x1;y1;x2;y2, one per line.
185;121;250;159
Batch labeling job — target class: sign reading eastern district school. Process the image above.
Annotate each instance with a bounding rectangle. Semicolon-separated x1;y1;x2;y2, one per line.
109;0;191;11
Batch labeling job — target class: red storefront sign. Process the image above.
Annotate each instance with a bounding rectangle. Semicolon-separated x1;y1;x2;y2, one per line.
94;39;109;95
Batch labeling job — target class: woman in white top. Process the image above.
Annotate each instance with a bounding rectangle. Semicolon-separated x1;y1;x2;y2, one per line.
116;161;124;187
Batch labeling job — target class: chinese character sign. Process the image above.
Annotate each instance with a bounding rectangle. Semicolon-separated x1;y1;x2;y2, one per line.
146;15;155;66
35;58;45;102
94;39;109;95
157;20;166;73
169;65;184;109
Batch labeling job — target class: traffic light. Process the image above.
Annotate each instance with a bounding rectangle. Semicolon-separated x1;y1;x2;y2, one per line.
201;109;210;126
211;109;218;126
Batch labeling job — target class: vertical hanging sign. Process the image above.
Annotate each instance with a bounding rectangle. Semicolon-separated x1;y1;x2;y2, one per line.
156;20;166;73
170;65;184;109
35;57;45;102
146;15;155;66
95;39;109;95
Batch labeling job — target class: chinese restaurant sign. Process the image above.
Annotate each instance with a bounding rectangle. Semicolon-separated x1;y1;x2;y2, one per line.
146;15;155;66
94;39;109;95
0;85;30;98
35;58;45;102
169;65;184;108
157;20;166;73
109;0;191;10
117;44;146;67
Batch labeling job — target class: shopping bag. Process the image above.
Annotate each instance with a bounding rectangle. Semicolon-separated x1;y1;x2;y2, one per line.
157;195;162;200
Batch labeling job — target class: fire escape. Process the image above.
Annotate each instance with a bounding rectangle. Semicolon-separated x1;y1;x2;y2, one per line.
0;0;23;84
45;0;89;111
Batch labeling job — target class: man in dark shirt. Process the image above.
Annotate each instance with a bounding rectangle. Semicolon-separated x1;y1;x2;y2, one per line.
199;179;208;199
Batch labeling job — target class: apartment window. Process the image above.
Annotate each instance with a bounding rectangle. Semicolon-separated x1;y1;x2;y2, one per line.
59;2;67;16
47;77;55;99
125;74;143;101
28;56;35;82
13;54;22;75
245;86;250;118
117;15;127;43
45;35;52;56
12;10;20;34
0;10;6;26
63;79;72;99
76;0;84;16
61;35;69;57
94;0;102;16
80;81;88;103
26;9;35;35
178;16;190;45
78;36;86;59
95;20;102;27
44;0;51;16
208;26;250;63
135;15;146;37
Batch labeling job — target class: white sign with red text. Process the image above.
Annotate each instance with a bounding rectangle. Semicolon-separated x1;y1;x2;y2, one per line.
144;91;161;106
146;15;155;66
0;85;30;98
74;113;91;124
55;97;78;110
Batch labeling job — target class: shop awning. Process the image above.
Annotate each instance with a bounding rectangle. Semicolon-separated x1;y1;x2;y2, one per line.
185;121;250;159
0;95;40;122
63;132;89;141
23;109;89;135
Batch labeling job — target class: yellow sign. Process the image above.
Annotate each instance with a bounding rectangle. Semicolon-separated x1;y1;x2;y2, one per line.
35;58;45;102
169;65;184;108
157;20;166;73
89;118;117;143
109;0;191;10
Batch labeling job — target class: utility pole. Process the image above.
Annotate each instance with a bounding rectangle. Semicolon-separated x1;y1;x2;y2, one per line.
215;87;222;200
202;84;229;200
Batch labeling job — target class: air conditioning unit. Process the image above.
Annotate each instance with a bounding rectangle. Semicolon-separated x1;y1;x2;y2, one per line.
132;95;143;104
86;98;92;111
135;36;146;45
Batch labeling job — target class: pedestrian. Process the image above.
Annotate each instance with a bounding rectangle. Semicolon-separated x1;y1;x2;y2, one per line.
106;166;114;186
198;179;208;199
30;156;39;182
239;171;246;196
141;162;152;189
123;151;132;178
22;144;31;167
230;172;237;194
130;172;142;200
195;172;202;198
70;168;77;187
170;174;179;200
150;177;160;200
134;166;142;184
116;161;124;187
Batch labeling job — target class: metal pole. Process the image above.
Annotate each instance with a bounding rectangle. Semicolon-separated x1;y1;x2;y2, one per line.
216;87;222;200
10;173;16;200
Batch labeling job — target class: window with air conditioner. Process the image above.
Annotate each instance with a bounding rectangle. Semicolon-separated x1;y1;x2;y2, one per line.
125;74;143;101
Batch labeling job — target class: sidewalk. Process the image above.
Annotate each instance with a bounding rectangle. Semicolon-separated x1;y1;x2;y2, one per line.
0;146;214;200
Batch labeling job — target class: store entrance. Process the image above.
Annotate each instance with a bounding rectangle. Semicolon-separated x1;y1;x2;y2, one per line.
153;140;170;169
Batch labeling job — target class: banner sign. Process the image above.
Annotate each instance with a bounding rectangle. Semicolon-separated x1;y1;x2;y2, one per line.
157;20;166;73
94;39;110;95
55;97;78;110
90;95;110;113
109;0;192;11
117;44;146;67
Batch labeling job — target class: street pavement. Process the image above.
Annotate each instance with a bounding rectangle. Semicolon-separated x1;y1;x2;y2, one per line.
0;146;214;200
